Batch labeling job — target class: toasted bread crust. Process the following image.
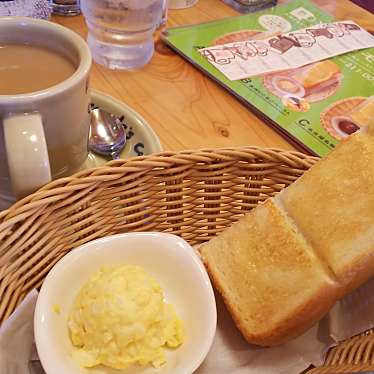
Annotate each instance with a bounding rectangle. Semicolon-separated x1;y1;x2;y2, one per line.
280;130;374;293
203;254;337;346
200;128;374;346
200;200;340;347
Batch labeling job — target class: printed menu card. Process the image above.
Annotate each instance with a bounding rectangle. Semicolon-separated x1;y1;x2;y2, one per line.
162;0;374;156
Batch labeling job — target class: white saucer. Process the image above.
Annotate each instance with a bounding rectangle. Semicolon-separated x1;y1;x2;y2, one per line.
82;89;162;169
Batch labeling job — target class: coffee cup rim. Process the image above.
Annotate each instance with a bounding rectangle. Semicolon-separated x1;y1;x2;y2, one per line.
0;17;92;101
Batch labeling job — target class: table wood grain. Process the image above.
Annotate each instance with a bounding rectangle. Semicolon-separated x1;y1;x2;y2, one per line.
52;0;374;153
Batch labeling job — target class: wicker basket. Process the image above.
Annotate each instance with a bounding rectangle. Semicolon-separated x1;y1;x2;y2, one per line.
0;146;373;373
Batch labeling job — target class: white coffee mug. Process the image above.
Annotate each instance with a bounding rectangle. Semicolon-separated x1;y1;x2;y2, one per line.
0;17;92;209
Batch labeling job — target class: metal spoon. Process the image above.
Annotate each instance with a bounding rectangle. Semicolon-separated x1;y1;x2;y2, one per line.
89;108;127;160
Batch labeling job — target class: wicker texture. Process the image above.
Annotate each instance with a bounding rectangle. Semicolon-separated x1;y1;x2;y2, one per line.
0;146;373;373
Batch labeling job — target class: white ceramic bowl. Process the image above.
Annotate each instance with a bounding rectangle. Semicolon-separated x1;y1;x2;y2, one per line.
34;232;217;374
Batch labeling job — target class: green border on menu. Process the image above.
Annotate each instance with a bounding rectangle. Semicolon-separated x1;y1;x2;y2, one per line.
161;0;374;156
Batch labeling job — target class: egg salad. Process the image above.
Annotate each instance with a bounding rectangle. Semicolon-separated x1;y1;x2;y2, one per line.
68;265;184;369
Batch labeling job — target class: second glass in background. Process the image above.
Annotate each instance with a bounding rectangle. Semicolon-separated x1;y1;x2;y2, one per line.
49;0;81;15
168;0;198;9
81;0;164;70
222;0;277;13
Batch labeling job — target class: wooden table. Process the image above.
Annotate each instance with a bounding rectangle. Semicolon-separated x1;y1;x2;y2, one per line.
53;0;374;153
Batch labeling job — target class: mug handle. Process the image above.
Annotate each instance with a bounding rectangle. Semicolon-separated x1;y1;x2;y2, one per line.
3;113;52;199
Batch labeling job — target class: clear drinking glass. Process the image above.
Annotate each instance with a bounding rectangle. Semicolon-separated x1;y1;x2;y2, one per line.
81;0;164;70
49;0;81;16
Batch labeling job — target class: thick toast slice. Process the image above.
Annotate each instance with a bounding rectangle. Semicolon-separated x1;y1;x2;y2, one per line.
200;199;340;346
280;130;374;294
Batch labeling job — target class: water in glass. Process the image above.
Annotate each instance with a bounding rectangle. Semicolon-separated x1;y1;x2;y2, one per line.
81;0;163;70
